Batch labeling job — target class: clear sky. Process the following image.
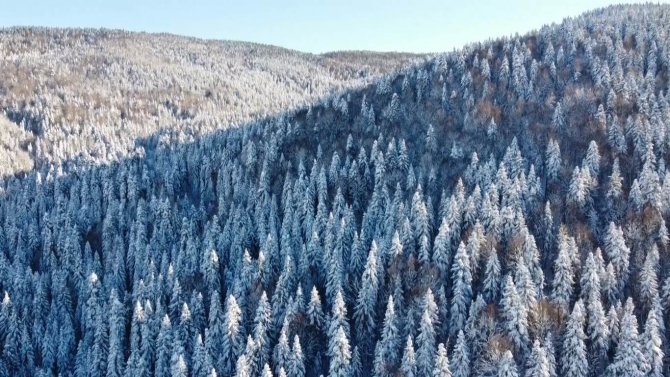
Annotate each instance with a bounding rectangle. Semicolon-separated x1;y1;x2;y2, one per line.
1;1;665;53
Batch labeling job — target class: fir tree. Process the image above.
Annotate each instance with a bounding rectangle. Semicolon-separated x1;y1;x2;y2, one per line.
450;330;469;377
526;340;550;377
561;300;588;377
500;275;529;352
328;327;351;377
433;343;452;377
401;336;417;377
497;351;519;377
606;299;647;377
450;242;472;336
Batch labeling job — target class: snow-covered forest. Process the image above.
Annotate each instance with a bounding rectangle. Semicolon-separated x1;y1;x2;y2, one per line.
2;3;670;377
0;27;422;176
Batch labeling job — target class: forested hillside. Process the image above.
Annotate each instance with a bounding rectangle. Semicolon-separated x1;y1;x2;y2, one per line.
2;3;670;377
0;27;422;176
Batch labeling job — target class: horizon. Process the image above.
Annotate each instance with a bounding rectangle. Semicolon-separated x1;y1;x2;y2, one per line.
1;1;666;54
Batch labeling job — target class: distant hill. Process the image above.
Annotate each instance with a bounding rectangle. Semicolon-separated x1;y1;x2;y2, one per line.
0;27;425;175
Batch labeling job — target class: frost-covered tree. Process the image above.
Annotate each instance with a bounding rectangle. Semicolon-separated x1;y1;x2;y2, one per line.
500;275;529;352
450;242;472;336
561;300;588;377
328;327;351;377
606;299;647;377
433;343;451;377
354;240;380;351
222;295;245;376
401;336;417;377
526;340;550;377
417;292;438;376
374;296;400;376
450;330;469;377
497;351;519;377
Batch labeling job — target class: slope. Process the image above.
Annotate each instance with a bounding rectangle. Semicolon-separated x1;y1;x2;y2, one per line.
0;27;424;175
1;3;670;377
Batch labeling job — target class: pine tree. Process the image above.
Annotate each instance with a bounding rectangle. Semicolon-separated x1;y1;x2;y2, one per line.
585;288;609;375
606;299;647;377
328;290;350;345
584;140;601;177
560;300;588;377
482;250;502;302
450;330;469;377
642;308;663;377
450;242;472;336
551;231;574;312
638;245;659;311
500;275;529;352
350;346;362;377
374;296;400;376
307;286;326;329
328;327;351;377
551;102;565;131
545;139;561;183
273;320;291;376
156;315;173;377
106;290;126;377
253;291;272;372
526;340;550;377
234;356;252;377
261;363;272;377
171;354;188;377
354;240;380;352
497;351;519;377
193;334;214;377
604;222;630;295
222;295;244;376
206;293;225;374
416;294;437;376
287;335;305;377
401;336;417;377
433;343;452;377
433;218;451;279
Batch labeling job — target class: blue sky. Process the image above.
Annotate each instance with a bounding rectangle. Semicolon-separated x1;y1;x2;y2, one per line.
1;1;664;53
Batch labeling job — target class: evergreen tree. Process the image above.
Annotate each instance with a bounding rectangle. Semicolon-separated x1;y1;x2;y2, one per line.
450;330;469;377
551;231;574;312
328;327;351;377
416;294;437;376
642;308;663;377
526;340;550;377
374;296;400;376
273;320;291;376
497;351;519;377
354;240;380;352
560;300;588;377
606;299;647;377
500;275;529;352
433;343;452;377
482;250;502;302
288;335;305;377
545;139;562;183
253;291;272;372
222;295;244;376
604;222;630;295
401;336;417;377
450;242;472;336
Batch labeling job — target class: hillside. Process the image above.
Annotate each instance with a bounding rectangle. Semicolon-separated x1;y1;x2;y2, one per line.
0;27;423;175
2;3;670;377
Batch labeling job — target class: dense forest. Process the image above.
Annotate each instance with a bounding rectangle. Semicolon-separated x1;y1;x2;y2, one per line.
0;28;423;176
2;3;670;376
